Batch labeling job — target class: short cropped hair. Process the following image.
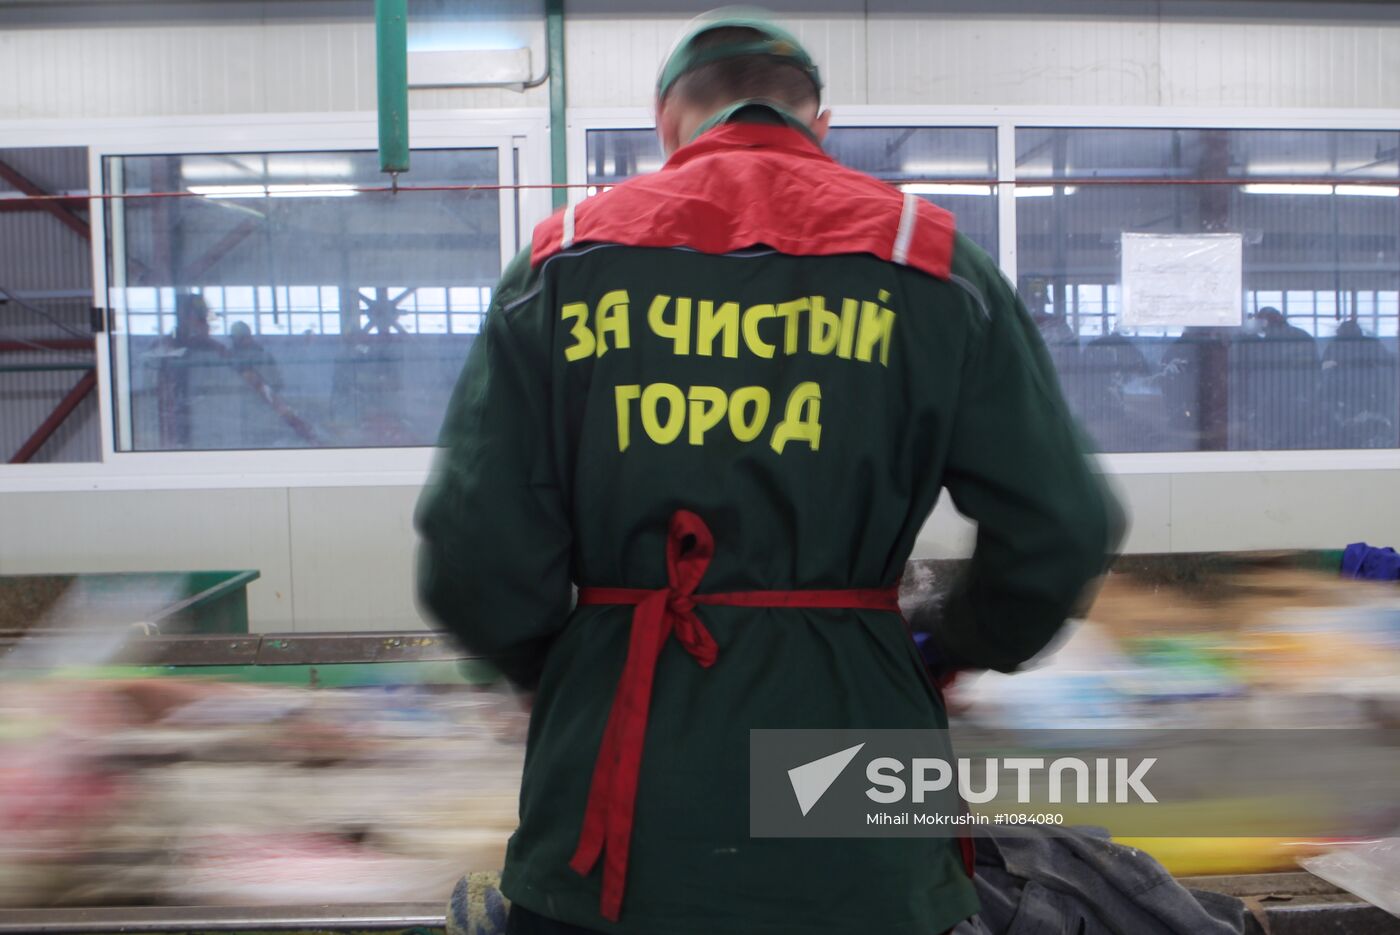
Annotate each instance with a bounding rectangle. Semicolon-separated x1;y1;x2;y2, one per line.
667;26;820;114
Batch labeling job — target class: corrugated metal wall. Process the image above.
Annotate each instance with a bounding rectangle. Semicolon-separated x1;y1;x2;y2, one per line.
2;2;1398;118
563;1;1400;109
0;145;99;464
0;0;548;119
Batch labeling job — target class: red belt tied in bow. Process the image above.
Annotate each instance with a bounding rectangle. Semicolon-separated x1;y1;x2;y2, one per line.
570;510;901;922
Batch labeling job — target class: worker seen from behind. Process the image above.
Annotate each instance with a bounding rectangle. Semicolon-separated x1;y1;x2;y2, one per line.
417;10;1123;935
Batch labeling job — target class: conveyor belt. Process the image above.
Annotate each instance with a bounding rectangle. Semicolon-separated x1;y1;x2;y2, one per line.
2;875;1396;935
1183;873;1400;934
0;903;444;934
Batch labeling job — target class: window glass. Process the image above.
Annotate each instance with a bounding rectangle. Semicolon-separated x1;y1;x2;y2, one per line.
0;145;100;463
105;148;501;451
1016;127;1400;452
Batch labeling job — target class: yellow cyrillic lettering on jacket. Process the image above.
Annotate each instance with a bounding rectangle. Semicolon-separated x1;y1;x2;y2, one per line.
809;296;841;356
614;384;640;452
742;304;777;359
648;294;692;356
595;289;631;357
728;386;771;442
770;382;823;454
697;300;740;358
687;385;727;445
836;298;859;360
777;298;810;355
562;302;595;361
641;382;685;445
856;300;896;366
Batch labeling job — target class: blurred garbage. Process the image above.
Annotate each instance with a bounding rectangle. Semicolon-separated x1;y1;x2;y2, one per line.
0;677;524;907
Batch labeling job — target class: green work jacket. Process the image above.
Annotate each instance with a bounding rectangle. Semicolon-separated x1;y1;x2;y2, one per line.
417;120;1121;935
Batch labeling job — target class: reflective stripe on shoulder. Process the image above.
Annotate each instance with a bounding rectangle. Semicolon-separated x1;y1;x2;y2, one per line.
949;273;992;320
561;201;577;250
891;192;918;265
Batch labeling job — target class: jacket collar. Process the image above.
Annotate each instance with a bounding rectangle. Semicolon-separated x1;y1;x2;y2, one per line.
664;120;831;172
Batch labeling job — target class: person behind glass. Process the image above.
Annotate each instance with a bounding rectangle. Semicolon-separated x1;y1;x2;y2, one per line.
156;294;225;448
228;321;282;394
1080;329;1153;449
170;294;222;352
1159;326;1228;447
1236;306;1319;449
1031;309;1084;413
1321;317;1397;448
224;320;287;446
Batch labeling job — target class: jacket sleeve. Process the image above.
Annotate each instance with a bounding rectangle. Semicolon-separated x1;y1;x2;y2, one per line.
927;250;1126;674
414;248;573;690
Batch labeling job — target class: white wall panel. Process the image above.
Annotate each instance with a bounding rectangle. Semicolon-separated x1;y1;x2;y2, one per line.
1170;469;1400;553
0;470;1387;633
0;487;295;630
4;2;1399;118
867;2;1160;107
0;8;546;120
286;485;426;632
1108;472;1173;554
564;7;690;109
564;1;867;108
1157;7;1400;109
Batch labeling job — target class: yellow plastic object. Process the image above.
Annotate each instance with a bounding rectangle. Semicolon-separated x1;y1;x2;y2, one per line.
1115;836;1316;876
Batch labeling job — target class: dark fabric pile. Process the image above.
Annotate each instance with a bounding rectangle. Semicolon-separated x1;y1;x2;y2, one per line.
953;828;1253;935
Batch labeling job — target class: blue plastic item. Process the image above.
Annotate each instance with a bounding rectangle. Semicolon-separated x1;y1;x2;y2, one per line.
1341;542;1400;581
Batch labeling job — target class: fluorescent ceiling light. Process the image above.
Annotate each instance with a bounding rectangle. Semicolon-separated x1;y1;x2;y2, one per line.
1243;183;1333;195
183;158;358;183
1335;184;1399;198
902;161;994;175
263;157;358;179
1014;185;1077;198
267;184;357;198
189;183;358;199
188;185;265;199
179;156;263;182
901;183;993;196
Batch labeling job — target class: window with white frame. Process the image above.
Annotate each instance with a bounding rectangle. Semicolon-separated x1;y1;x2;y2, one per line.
585;121;1400;455
1017;127;1400;453
104;148;502;452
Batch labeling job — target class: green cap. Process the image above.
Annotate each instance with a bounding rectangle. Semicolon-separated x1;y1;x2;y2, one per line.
656;9;823;102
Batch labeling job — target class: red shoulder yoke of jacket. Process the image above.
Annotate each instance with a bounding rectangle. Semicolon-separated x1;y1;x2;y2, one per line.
532;122;955;280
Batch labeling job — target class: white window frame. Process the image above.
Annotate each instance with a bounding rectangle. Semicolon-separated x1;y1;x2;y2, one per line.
568;105;1400;476
0;108;550;491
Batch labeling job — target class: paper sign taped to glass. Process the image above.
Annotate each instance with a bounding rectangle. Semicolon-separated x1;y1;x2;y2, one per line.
1120;232;1243;328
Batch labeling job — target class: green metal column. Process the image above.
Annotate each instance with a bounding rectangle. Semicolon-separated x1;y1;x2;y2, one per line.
376;0;410;177
546;0;567;210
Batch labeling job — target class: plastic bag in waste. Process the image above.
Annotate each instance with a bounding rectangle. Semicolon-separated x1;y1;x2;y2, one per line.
1299;837;1400;918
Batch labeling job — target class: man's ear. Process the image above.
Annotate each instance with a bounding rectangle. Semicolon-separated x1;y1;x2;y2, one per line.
657;97;683;156
811;108;833;143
